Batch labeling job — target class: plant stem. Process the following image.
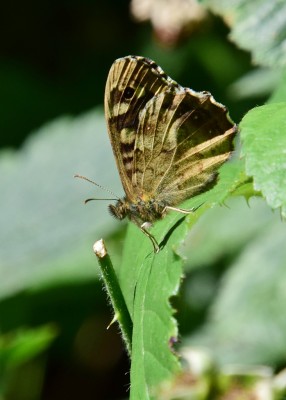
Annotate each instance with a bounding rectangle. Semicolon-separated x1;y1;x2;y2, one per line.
93;239;132;356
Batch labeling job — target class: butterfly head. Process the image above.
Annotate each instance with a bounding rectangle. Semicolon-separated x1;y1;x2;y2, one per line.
108;199;129;221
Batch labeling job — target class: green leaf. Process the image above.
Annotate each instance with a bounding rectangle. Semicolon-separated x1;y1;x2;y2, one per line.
117;158;249;398
0;325;57;371
187;214;286;366
129;244;182;399
228;68;282;100
0;108;124;300
240;103;286;217
269;69;286;103
182;197;275;270
203;0;286;68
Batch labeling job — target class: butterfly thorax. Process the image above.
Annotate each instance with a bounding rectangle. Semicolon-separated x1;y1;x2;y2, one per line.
109;197;167;224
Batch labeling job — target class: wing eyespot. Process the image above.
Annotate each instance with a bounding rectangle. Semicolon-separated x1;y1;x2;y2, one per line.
123;87;135;100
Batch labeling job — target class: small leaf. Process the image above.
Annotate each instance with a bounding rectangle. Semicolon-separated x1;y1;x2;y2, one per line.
240;103;286;217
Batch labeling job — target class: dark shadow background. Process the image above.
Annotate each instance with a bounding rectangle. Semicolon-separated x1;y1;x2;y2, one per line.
0;0;255;150
1;0;137;148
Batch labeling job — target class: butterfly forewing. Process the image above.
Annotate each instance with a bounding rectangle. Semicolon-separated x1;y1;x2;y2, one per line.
104;56;180;201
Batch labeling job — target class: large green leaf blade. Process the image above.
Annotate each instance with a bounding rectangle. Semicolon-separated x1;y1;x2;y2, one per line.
129;246;182;399
0;108;123;299
240;103;286;217
186;214;286;366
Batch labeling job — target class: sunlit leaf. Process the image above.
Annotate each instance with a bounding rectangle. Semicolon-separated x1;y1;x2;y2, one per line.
240;103;286;217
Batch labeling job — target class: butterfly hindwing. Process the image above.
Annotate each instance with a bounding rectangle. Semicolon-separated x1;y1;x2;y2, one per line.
133;87;236;205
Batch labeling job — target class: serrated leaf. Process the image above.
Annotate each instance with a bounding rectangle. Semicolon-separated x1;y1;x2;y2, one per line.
203;0;286;68
240;103;286;217
117;158;248;397
129;245;182;399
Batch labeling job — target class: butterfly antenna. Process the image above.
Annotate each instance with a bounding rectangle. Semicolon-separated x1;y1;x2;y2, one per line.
74;174;119;201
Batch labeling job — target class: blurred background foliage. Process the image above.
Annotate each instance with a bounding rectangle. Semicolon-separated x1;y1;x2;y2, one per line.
0;0;285;399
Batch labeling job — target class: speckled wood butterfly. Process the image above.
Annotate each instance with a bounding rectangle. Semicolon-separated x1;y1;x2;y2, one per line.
79;56;237;252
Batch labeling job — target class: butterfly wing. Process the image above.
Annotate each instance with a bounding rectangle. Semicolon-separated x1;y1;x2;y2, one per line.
104;56;180;201
105;56;237;206
132;87;237;205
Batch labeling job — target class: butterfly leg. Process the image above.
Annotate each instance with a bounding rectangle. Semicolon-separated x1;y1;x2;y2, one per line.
139;222;160;253
163;203;203;214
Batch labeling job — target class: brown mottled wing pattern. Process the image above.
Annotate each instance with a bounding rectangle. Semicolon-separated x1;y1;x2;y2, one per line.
104;56;237;205
133;88;236;205
104;56;179;201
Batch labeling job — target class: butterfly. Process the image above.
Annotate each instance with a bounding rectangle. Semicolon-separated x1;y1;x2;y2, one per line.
103;56;236;252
